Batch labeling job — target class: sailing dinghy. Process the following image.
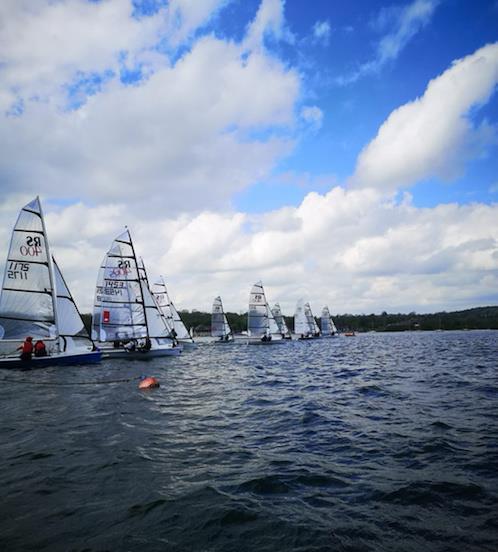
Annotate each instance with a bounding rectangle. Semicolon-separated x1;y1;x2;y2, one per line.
247;281;284;344
271;303;292;339
211;296;233;342
0;197;101;368
92;230;180;359
320;306;338;337
152;277;195;348
294;299;320;339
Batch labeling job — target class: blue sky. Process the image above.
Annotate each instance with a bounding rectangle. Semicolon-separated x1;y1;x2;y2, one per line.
0;0;497;314
229;0;498;212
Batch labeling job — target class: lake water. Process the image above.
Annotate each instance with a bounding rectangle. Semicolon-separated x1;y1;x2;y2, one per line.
0;330;497;551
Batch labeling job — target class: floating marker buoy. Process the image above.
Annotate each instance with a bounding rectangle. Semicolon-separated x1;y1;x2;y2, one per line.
138;376;160;389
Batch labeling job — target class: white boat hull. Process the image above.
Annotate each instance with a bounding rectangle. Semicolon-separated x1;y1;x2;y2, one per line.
98;343;181;359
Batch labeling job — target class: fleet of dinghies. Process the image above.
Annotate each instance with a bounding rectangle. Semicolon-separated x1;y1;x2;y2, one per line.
0;199;341;368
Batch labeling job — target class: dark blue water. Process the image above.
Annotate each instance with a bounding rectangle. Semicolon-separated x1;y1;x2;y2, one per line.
1;330;497;551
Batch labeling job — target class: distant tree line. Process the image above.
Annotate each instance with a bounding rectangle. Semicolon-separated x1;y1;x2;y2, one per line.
82;306;498;335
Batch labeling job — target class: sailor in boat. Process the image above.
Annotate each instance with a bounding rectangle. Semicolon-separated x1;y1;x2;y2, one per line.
261;328;272;342
123;340;136;353
17;337;33;361
34;340;47;357
137;337;152;352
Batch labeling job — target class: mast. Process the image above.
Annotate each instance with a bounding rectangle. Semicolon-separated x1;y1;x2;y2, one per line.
38;197;60;349
126;229;149;340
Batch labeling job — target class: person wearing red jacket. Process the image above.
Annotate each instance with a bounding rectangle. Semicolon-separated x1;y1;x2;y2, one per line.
18;336;33;361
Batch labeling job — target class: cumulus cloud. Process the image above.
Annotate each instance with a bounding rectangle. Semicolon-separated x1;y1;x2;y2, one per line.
0;0;299;214
350;42;498;192
2;186;496;316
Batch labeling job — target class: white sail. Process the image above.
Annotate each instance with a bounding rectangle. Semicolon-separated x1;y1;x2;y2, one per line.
248;281;268;337
304;302;319;335
321;306;332;335
294;299;310;336
53;257;94;351
272;303;290;336
268;306;280;335
211;296;232;338
321;306;338;335
331;319;338;334
92;230;147;342
138;260;172;339
0;197;57;340
152;278;192;341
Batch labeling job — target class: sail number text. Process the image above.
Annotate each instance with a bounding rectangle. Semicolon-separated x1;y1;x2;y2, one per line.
7;261;30;280
19;236;43;257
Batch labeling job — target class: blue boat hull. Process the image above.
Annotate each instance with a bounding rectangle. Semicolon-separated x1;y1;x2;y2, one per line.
0;350;102;370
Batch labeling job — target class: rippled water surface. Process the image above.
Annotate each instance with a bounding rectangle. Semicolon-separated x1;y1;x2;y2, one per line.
1;330;497;551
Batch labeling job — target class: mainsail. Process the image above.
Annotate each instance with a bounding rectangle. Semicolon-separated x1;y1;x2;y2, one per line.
248;281;268;337
0;197;57;340
92;230;147;342
321;306;337;336
152;278;192;341
294;299;310;336
320;306;332;335
305;302;319;335
271;303;290;337
211;296;232;338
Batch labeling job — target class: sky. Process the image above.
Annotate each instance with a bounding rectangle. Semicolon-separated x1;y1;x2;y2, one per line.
0;0;498;316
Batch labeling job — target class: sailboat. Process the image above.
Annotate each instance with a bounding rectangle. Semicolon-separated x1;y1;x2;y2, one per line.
294;299;319;339
271;303;292;339
0;197;101;368
247;281;284;344
152;277;195;347
92;230;180;358
211;296;233;342
306;302;321;338
320;306;338;337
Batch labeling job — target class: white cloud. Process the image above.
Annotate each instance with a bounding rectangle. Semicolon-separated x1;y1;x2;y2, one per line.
0;2;299;214
0;0;229;111
300;105;324;131
350;42;498;192
3;185;496;316
312;20;331;45
338;0;438;84
243;0;293;51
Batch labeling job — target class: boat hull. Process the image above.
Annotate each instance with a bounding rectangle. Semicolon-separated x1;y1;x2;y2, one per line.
0;350;102;370
246;336;286;345
178;339;196;349
99;345;181;359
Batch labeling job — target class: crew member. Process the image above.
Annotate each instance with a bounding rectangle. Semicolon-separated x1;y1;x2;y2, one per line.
34;339;47;357
18;336;33;361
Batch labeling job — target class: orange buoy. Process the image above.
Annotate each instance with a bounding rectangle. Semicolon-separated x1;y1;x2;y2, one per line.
138;376;160;389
